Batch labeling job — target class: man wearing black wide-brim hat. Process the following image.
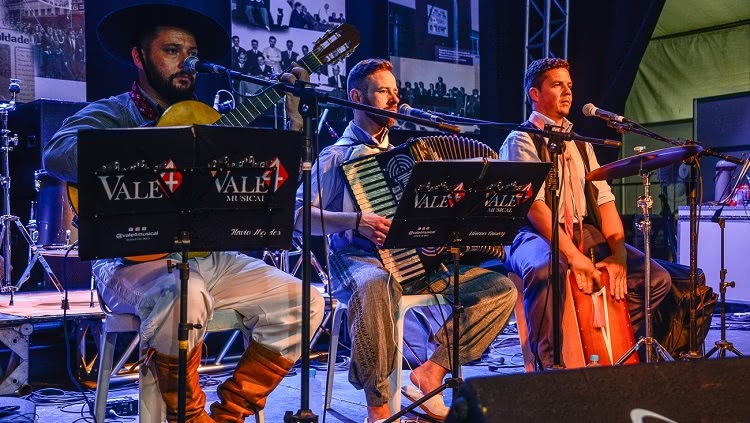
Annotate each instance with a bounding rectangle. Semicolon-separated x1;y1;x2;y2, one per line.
43;4;323;422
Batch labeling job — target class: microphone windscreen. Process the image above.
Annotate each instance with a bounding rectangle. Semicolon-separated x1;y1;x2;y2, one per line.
582;103;596;117
183;56;199;74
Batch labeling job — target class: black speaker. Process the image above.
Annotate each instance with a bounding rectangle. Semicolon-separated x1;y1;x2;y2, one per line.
8;99;87;200
447;358;750;422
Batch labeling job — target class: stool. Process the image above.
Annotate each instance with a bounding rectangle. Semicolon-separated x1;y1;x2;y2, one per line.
324;294;447;416
94;308;264;422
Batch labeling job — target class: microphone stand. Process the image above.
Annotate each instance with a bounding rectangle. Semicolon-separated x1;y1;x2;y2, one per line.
212;68;462;423
544;126;566;368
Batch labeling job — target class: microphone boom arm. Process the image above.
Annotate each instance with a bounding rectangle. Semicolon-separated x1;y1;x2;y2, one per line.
220;67;462;134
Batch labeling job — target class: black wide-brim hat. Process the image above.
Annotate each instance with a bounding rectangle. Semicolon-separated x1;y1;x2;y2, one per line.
97;4;229;64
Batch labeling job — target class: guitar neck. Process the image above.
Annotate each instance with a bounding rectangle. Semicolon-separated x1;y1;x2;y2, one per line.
216;52;323;127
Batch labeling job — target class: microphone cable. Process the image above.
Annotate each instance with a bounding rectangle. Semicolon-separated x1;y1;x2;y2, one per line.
213;89;235;114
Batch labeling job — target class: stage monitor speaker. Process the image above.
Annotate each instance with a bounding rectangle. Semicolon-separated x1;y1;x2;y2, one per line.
447;358;750;422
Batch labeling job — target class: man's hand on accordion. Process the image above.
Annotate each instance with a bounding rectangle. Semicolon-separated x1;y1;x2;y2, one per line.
358;212;391;248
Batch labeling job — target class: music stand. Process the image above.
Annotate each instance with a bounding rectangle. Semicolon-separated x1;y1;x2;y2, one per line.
77;125;302;422
381;159;549;422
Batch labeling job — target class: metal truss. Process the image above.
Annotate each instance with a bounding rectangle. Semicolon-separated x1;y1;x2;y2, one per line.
523;0;570;116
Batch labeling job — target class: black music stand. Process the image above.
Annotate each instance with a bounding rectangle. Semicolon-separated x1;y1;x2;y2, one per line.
381;159;549;422
77;125;302;422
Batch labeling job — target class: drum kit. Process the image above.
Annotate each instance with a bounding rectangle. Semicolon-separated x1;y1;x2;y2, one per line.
587;142;745;361
0;80;67;306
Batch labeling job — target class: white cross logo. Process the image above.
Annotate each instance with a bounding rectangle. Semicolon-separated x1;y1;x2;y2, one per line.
160;159;182;192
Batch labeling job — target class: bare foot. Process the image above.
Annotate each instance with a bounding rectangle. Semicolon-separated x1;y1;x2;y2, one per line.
405;360;451;420
367;403;390;422
410;360;448;394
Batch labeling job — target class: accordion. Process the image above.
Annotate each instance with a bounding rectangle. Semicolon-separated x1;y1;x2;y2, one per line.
341;135;503;284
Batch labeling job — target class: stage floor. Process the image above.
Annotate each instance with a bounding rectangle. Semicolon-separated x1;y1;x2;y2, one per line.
0;289;748;422
0;289;101;324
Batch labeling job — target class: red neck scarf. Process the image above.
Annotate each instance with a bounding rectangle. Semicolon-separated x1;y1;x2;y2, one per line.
128;81;161;121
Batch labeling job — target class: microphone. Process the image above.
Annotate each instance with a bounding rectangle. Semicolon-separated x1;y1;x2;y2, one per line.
183;56;228;75
582;103;631;123
398;103;442;122
212;91;221;111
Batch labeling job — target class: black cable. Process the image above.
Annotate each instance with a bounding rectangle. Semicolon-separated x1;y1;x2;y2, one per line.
60;290;96;422
425;273;455;375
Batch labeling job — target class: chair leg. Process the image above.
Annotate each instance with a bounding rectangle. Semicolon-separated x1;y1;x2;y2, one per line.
94;331;117;423
325;302;347;410
388;303;409;416
214;329;242;365
256;409;265;423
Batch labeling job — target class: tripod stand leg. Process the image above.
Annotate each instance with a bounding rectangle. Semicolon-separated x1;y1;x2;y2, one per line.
728;345;744;357
707;341;745;359
705;344;720;359
0;218;13;288
12;220;64;295
653;340;674;362
15;253;39;292
615;336;645;365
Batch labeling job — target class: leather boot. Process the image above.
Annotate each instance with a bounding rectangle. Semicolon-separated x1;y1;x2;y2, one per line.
146;342;214;423
210;341;294;422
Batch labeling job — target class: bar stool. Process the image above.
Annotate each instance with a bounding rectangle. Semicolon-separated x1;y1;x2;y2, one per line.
324;293;447;416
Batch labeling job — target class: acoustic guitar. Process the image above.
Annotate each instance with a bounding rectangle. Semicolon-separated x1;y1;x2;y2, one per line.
67;23;360;262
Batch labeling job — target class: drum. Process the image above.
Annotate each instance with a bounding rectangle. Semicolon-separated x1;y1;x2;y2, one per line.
714;160;737;202
34;169;77;247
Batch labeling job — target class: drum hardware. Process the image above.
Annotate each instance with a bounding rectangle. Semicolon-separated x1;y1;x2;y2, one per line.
620;163;672;362
587;145;707;363
705;166;748;358
594;114;746;360
703;216;744;358
0;79;65;306
26;200;37;260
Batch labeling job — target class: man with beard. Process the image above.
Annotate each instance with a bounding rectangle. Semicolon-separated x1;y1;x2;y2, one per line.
293;58;517;423
43;5;324;422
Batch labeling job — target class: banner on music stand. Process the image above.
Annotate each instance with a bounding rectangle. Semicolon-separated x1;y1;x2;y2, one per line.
383;159;550;250
76;125;302;260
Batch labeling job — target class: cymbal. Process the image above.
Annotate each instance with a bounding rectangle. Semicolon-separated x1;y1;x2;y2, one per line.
586;145;703;181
